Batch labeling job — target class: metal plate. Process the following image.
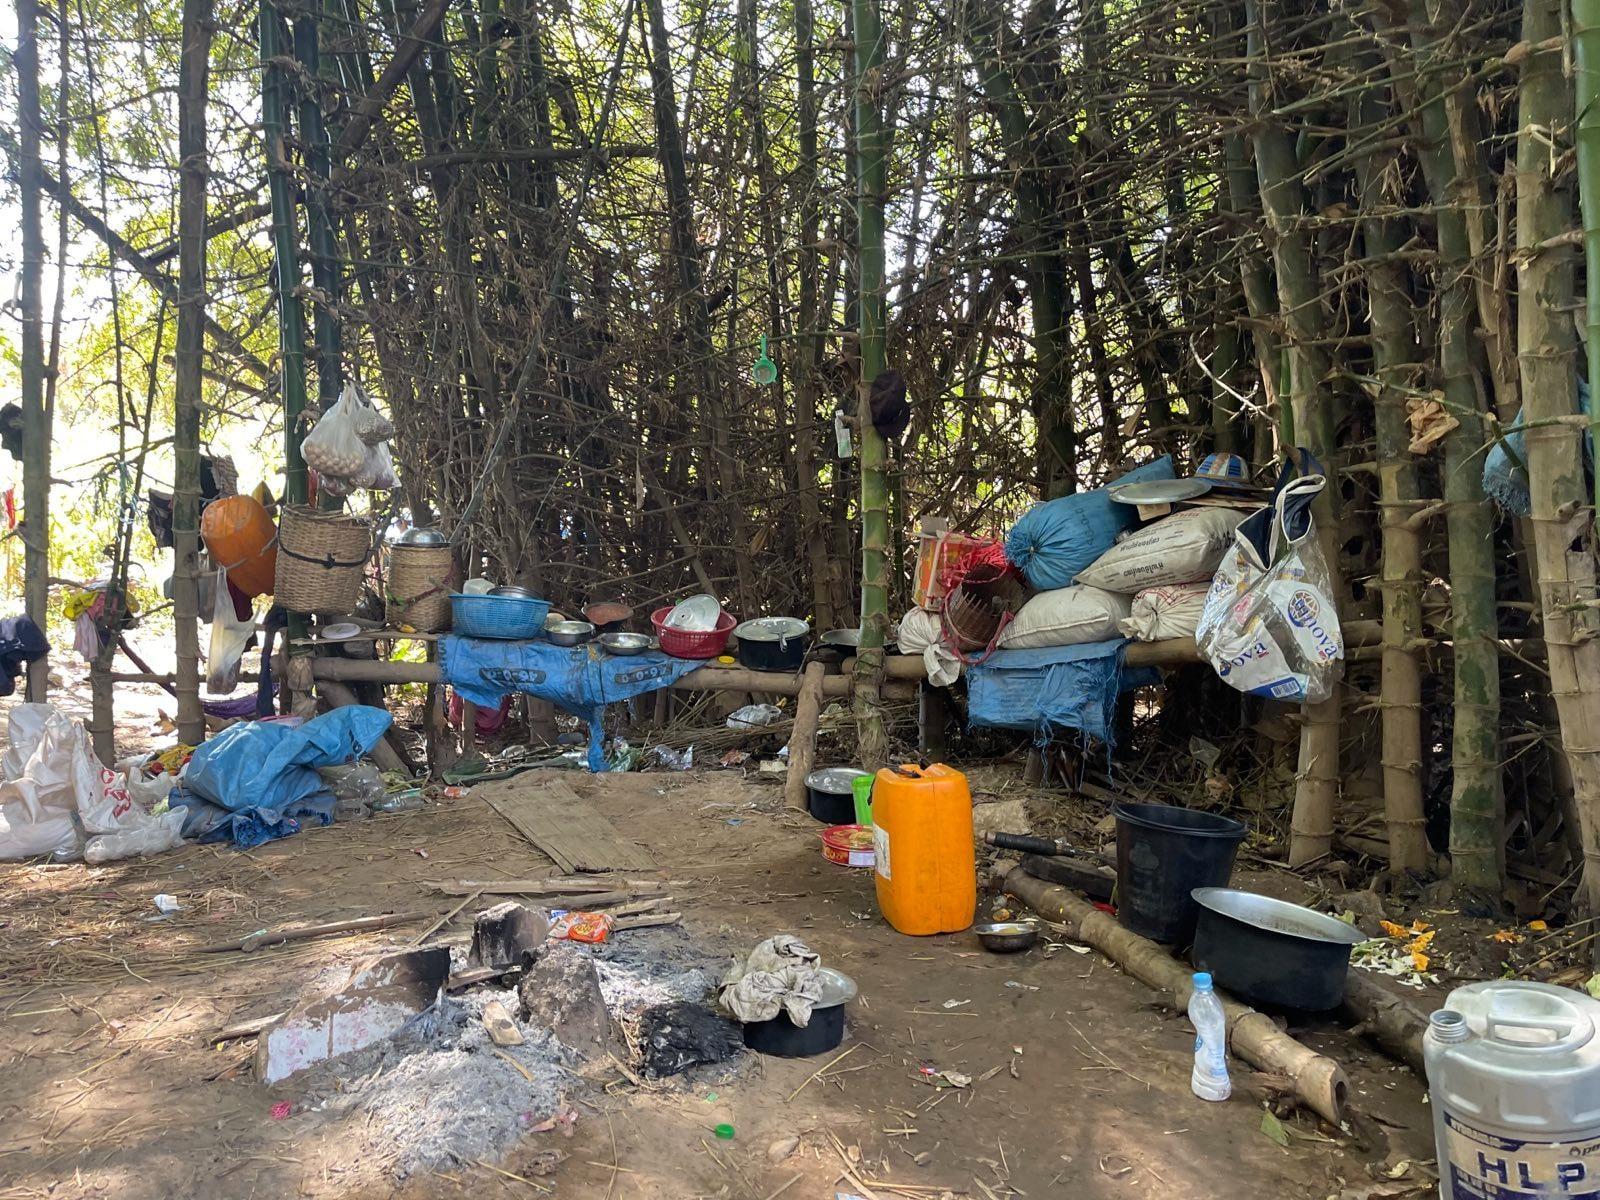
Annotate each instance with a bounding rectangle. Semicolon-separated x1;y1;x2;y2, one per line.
1108;478;1212;506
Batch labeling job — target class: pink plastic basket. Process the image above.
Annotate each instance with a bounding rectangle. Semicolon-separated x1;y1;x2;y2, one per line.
651;606;736;659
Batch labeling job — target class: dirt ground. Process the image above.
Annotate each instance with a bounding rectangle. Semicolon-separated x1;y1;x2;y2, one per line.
0;730;1439;1200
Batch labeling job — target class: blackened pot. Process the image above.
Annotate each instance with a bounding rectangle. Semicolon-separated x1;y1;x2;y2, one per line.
733;617;810;672
805;766;869;824
741;969;855;1057
1190;887;1365;1011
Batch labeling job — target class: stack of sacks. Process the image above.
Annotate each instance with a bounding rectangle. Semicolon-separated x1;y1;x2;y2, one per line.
1075;506;1247;642
997;584;1130;649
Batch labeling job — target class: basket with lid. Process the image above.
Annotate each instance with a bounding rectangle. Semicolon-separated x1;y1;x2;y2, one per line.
386;540;455;632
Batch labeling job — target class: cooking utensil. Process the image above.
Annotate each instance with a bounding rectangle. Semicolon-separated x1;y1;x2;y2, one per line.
395;526;448;546
319;622;361;641
805;767;870;824
1108;478;1213;506
583;601;633;631
450;593;551;640
973;921;1039;953
489;585;540;600
547;620;596;647
741;968;856;1057
1190;887;1364;1010
734;616;811;672
597;631;652;656
751;335;778;386
664;594;721;632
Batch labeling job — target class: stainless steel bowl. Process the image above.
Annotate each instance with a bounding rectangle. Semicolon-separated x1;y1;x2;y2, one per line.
489;585;540;600
598;631;652;656
547;619;596;647
973;921;1039;953
395;526;449;546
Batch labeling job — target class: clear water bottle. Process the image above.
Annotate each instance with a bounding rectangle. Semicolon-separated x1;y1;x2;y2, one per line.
1189;972;1232;1101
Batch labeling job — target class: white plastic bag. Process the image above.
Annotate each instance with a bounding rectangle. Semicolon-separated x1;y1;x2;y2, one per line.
301;387;368;480
347;383;395;446
353;438;400;490
1194;476;1343;703
207;568;256;693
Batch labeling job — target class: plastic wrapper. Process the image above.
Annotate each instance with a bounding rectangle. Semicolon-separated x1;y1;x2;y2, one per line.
549;910;612;943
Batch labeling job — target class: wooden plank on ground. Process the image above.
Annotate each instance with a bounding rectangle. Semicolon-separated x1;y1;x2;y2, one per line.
478;777;656;873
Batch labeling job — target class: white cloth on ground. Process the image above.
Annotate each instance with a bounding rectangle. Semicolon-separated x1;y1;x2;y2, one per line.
719;935;826;1026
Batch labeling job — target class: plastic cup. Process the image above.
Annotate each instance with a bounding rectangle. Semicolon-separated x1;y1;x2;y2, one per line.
852;773;874;826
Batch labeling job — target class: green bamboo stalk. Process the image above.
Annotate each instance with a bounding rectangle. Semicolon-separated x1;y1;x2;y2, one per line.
173;0;214;746
294;5;343;415
1576;0;1600;522
1535;0;1600;932
16;0;49;701
1402;1;1503;894
1245;0;1342;867
852;0;890;770
1352;58;1429;874
262;1;310;509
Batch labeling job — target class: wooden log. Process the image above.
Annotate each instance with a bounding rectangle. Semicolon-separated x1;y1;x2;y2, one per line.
1000;866;1349;1125
1341;967;1427;1075
784;661;829;812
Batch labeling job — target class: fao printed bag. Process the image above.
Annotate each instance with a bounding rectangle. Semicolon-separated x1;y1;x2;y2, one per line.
1194;471;1343;703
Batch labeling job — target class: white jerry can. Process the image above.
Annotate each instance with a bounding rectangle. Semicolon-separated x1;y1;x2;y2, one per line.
1425;981;1600;1198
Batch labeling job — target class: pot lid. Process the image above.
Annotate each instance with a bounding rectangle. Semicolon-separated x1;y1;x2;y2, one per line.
734;616;810;642
812;967;858;1007
1109;478;1212;506
395;526;448;545
805;766;871;793
664;594;722;632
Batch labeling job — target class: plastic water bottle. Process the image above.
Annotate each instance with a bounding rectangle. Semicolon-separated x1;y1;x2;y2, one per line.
1189;972;1231;1101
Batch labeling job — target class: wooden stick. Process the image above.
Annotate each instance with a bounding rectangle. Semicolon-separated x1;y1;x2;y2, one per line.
784;661;829;812
195;911;428;953
1000;867;1349;1124
413;890;482;946
610;911;681;931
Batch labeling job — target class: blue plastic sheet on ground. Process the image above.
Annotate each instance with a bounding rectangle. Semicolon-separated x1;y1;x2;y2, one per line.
965;639;1157;754
442;637;703;770
1483;378;1592;517
175;706;391;847
1004;457;1175;590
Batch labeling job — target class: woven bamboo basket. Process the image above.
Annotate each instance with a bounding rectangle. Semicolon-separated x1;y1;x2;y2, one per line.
274;505;373;615
386;543;454;632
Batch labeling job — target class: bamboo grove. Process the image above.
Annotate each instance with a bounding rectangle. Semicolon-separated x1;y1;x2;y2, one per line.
10;0;1600;909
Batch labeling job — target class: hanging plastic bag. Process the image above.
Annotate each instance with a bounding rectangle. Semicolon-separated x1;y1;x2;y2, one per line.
347;382;396;446
1194;474;1343;703
207;568;256;693
353;438;400;490
300;388;367;481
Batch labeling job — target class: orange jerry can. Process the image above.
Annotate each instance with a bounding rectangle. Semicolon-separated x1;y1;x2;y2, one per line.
200;494;279;598
871;763;976;935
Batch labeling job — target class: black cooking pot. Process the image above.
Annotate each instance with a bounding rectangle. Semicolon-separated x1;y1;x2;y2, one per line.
741;969;855;1057
1190;887;1365;1011
805;766;868;824
733;617;810;672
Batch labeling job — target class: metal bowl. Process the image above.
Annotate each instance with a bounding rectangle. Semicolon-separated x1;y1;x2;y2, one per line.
598;631;652;656
547;619;596;647
973;921;1039;953
489;585;540;600
395;526;448;546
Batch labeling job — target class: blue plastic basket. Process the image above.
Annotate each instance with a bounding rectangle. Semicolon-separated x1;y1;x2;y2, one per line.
449;593;552;640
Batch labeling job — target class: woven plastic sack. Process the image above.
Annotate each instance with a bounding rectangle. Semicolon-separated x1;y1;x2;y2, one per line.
1005;456;1174;590
1118;581;1211;641
1076;506;1245;593
998;585;1130;649
1194;475;1343;703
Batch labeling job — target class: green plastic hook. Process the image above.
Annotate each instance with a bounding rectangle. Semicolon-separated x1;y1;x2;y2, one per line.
751;336;777;386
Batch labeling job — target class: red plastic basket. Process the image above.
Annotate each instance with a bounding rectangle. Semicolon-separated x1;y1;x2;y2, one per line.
650;606;737;659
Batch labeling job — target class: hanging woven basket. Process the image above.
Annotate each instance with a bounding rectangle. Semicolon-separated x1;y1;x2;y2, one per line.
274;505;373;615
386;542;455;632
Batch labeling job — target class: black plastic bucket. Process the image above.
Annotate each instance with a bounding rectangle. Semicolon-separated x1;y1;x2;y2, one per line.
1112;802;1247;945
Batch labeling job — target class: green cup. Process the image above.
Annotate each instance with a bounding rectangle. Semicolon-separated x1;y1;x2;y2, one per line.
852;772;875;826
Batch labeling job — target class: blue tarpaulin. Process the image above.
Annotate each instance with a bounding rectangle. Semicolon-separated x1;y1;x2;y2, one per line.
174;706;392;847
965;639;1156;754
1482;378;1592;517
441;637;703;770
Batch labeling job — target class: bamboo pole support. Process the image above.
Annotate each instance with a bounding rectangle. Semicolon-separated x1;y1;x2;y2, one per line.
1000;866;1349;1125
783;661;828;811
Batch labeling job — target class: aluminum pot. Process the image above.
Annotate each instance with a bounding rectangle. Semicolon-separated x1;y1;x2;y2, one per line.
1190;887;1365;1011
733;617;810;672
547;620;596;647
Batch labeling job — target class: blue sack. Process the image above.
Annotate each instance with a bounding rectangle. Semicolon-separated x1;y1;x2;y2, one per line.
1483;378;1592;517
1005;457;1175;590
965;640;1157;754
183;706;393;817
